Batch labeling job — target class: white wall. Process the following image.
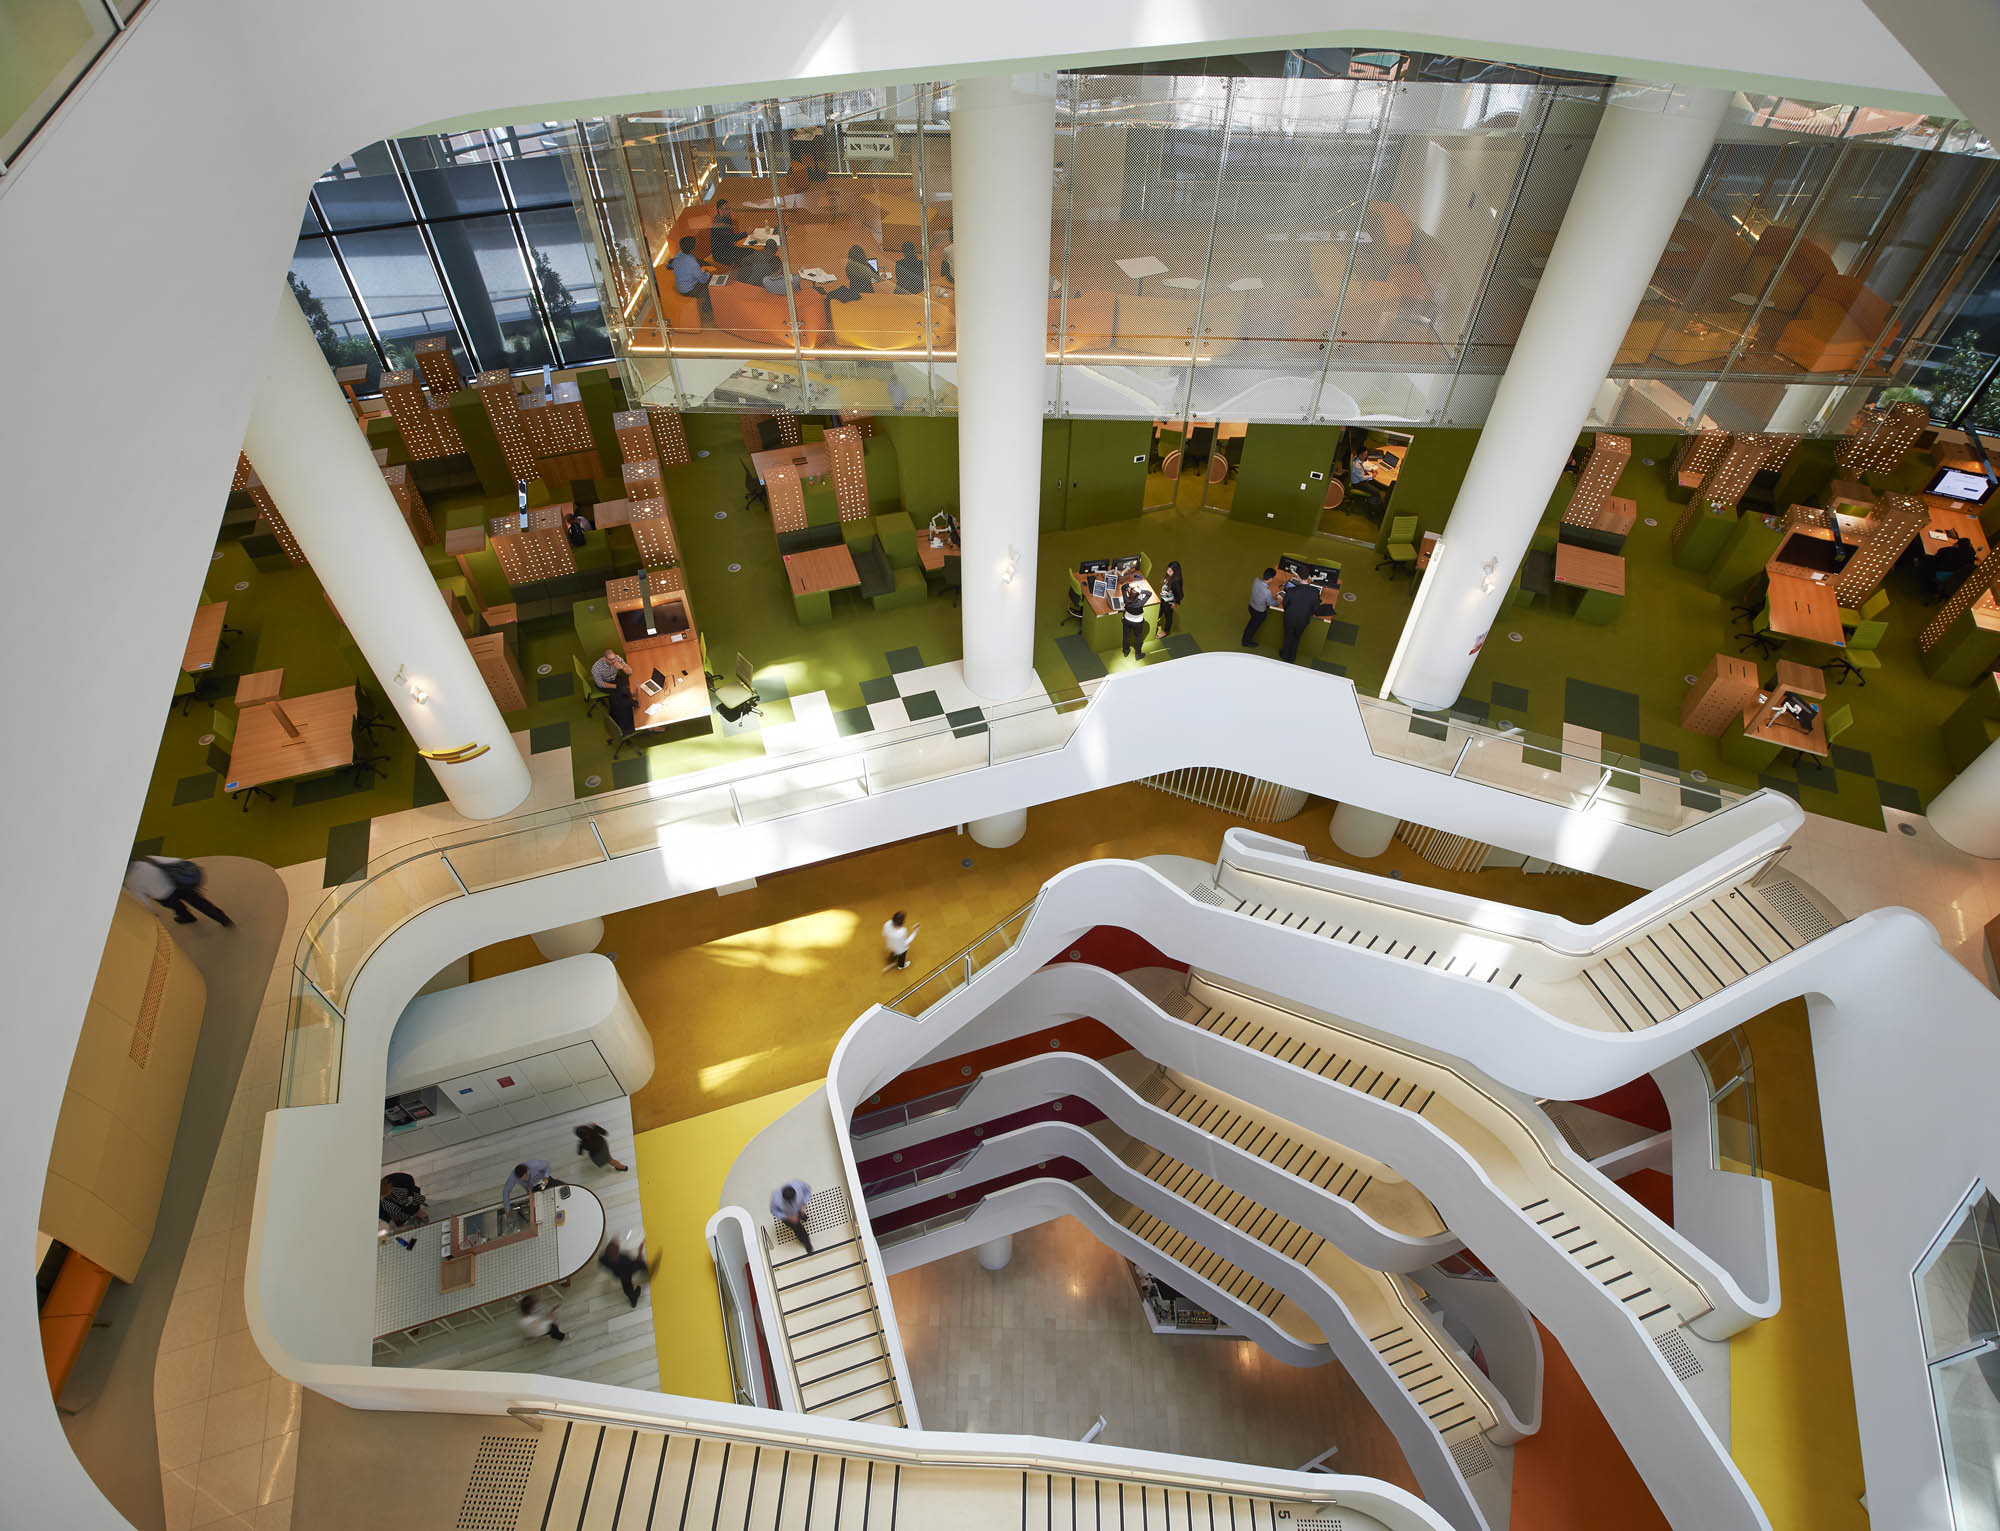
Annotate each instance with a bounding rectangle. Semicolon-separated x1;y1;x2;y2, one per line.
1654;1054;1779;1309
704;1207;795;1412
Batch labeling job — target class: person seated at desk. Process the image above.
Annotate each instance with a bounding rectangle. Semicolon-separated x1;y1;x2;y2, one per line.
590;648;630;694
894;240;926;294
1278;572;1328;664
1118;577;1150;658
606;674;637;736
1351;445;1400;486
828;244;876;303
709;198;740;267
733;245;790;295
668;235;713;319
564;508;592;547
1926;535;1979;602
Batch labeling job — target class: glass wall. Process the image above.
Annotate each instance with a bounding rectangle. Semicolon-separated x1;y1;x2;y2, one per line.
1918;1186;2000;1531
287;126;614;393
1;0;140;167
559;71;2000;437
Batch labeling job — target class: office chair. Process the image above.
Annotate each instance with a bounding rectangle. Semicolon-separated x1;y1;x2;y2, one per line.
706;650;762;722
570;653;604;718
176;668;233;716
1827;617;1887;686
1781;702;1852;770
1735;604;1783;659
1730;575;1772;625
743;461;769;512
348;718;390;788
355;684;399;740
1376;515;1419;578
601;708;638;760
942;554;962;608
1060;570;1086;632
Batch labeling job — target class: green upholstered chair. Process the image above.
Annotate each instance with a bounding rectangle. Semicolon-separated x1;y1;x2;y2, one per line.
1376;516;1419;578
794;590;832;625
841;515;876;552
572;652;605;716
1139;551;1154;580
872;565;927;612
601;707;638;760
1825;702;1854;743
876;511;919;569
1836;588;1891;626
1828;618;1886;686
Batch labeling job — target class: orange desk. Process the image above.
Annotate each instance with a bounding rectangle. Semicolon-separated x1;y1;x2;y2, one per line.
1765;571;1846;647
784;544;859;596
223;687;359;794
752;443;829;484
184;603;227;673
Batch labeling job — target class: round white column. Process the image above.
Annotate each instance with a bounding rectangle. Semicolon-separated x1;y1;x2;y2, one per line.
244;290;532;820
1388;83;1730;712
953;72;1057;703
1330;802;1398;859
968;810;1028;849
532;918;605;959
976;1235;1014;1271
1930;736;2000;858
1765;383;1837;436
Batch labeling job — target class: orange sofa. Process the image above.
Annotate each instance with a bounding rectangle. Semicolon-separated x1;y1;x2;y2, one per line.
710;281;830;347
829;292;950;351
1776;272;1897;372
1049;290;1116;353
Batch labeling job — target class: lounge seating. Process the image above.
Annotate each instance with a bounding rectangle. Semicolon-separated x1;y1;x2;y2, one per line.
830;293;942;351
711;282;830;348
1776;272;1897;373
1049;290;1116;352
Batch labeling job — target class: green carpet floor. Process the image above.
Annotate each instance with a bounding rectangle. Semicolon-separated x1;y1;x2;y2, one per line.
130;415;1968;876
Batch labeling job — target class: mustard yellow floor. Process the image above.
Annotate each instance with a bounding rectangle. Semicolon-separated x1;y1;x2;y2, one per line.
634;1080;823;1401
472;785;1635;1132
1725;999;1864;1527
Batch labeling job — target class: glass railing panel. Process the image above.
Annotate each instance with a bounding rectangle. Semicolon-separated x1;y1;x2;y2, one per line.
986;694;1087;766
885;960;968;1018
438;816;607;892
864;723;986;795
301;852;464;1007
591;784;740;856
278;972;345;1108
734;754;868;822
2;0;118;166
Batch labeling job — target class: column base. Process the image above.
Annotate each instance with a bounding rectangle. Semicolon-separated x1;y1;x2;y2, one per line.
532;918;605;959
976;1235;1014;1271
1330;802;1399;858
969;811;1027;849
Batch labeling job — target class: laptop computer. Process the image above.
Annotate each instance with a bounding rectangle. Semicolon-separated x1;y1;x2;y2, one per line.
639;667;668;697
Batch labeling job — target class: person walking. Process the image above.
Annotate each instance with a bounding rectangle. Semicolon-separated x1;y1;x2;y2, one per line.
125;855;233;927
771;1178;815;1255
1241;568;1278;647
882;911;919;971
598;1236;662;1308
575;1122;629;1172
1278;573;1326;664
1155;561;1184;639
518;1293;566;1343
1118;578;1149;659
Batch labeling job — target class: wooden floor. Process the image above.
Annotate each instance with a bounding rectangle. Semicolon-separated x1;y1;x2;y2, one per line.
376;1098;659;1390
886;1214;1420;1493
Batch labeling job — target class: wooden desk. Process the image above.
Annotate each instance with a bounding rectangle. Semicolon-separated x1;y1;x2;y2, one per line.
1764;571;1846;647
1553;544;1626;594
235;669;285;706
918;530;960;572
1083;574;1155;619
1921;503;1990;560
184;603;227;674
591;498;633;529
605;570;707;732
752;443;830;484
783;544;859;597
1774;660;1825;699
1563;495;1638;539
223;686;358;793
1741;693;1828;756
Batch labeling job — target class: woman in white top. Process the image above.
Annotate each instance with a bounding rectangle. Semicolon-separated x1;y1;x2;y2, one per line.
518;1293;565;1342
882;911;919;971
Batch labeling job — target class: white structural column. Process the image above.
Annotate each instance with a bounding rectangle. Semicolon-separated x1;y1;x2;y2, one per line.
976;1235;1014;1270
969;810;1028;848
244;291;533;819
953;71;1057;702
1930;735;2000;858
1330;801;1399;858
1388;83;1730;712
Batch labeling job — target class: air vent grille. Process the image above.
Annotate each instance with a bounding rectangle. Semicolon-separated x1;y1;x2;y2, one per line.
1656;1328;1704;1380
455;1436;539;1530
1752;876;1836;943
1189;882;1241;910
1449;1433;1496;1478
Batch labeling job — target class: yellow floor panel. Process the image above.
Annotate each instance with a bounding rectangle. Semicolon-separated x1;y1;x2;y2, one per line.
634;1080;825;1401
1729;1173;1868;1531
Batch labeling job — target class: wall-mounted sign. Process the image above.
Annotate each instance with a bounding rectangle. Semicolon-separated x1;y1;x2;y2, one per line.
843;129;896;161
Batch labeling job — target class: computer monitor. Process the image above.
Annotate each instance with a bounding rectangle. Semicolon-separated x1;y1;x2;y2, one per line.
1927;465;1998;505
1778;692;1820;734
1079;558;1111;576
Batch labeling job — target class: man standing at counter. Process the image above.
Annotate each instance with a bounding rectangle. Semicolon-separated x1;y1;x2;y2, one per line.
1242;568;1277;647
1119;578;1150;658
502;1158;556;1219
1279;573;1326;664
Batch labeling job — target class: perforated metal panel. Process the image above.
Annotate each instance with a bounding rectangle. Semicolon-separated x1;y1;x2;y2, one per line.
455;1435;539;1530
1656;1328;1705;1381
1449;1432;1496;1478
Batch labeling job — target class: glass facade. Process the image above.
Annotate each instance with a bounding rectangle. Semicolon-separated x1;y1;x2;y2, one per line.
558;73;2000;440
287;126;614;393
1918;1186;2000;1531
1;0;140;167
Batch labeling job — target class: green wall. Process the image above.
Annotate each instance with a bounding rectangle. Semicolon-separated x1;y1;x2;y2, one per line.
447;390;512;496
863;435;903;516
1230;424;1342;538
1041;418;1151;531
881;417;959;521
